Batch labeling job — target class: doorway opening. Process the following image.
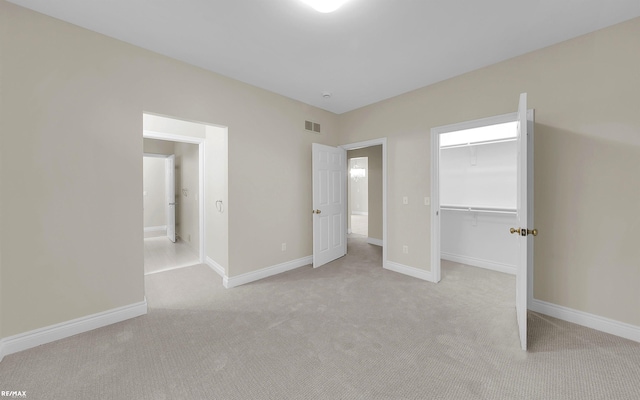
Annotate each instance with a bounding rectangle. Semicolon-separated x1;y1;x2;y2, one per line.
142;114;207;276
341;139;386;257
430;93;534;350
311;138;387;269
438;121;519;276
348;157;368;237
143;137;203;275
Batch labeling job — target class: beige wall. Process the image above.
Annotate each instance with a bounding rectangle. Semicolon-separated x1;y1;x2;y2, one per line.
143;157;167;229
0;1;338;338
347;146;383;241
339;18;640;326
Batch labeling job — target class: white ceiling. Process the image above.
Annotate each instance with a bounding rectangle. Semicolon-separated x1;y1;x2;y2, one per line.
9;0;640;114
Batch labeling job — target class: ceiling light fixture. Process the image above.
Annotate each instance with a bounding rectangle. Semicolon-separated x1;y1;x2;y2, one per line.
300;0;349;13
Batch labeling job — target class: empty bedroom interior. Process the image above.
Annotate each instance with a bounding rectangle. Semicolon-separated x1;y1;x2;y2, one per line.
0;0;639;398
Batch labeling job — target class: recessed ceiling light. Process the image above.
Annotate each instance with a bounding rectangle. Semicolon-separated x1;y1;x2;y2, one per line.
300;0;350;13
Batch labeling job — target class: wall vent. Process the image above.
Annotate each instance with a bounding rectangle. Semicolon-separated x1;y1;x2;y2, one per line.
305;120;321;134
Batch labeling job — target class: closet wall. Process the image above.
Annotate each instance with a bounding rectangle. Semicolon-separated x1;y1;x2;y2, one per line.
440;140;518;274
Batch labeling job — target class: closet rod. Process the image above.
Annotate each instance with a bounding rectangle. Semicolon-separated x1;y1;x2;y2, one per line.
440;205;517;215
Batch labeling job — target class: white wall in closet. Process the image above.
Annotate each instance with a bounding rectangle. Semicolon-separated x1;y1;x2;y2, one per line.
440;139;518;274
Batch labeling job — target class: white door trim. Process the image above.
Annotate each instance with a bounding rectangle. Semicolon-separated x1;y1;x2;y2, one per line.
143;130;205;263
340;138;387;268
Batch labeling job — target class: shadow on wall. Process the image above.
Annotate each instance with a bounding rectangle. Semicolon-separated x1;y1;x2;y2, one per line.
533;123;640;326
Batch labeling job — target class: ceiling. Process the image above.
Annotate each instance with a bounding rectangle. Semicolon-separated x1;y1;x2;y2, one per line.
9;0;640;114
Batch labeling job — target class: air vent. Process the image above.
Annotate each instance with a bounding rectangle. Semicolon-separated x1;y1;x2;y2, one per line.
305;120;321;134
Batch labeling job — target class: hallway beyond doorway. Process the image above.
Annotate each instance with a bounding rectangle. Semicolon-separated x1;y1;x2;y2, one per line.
350;214;368;236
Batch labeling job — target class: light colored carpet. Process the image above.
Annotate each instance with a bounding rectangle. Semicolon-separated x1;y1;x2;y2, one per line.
1;237;639;399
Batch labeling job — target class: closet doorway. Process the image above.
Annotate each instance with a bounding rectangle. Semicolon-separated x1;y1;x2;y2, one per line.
430;93;535;350
438;121;519;275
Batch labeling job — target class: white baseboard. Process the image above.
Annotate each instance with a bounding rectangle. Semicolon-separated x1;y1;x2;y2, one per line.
367;237;383;247
144;225;167;232
224;256;312;289
0;299;148;362
441;252;516;275
530;299;640;343
384;261;435;283
205;256;226;279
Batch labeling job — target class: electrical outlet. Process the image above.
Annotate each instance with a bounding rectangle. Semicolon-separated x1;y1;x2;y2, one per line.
403;196;408;205
281;243;287;251
424;197;430;206
402;245;409;254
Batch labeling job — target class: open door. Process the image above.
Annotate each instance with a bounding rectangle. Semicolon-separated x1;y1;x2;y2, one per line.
312;143;347;268
512;93;535;350
166;154;176;243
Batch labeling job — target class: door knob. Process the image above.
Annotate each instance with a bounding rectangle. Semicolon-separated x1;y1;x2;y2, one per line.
510;227;538;236
312;209;321;214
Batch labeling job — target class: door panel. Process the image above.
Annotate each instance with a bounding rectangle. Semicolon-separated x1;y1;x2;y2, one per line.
515;92;533;351
166;154;176;243
313;143;346;268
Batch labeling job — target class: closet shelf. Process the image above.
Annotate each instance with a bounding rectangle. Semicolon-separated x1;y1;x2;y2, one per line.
440;137;516;150
440;205;517;215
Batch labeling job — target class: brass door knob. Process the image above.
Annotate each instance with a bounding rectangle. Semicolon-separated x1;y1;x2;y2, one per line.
312;209;321;214
510;227;538;236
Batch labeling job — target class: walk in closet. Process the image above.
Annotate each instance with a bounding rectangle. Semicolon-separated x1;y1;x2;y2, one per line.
439;121;519;274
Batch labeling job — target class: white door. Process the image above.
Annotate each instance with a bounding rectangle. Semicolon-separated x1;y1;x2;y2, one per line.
166;154;176;243
312;143;347;268
513;92;535;350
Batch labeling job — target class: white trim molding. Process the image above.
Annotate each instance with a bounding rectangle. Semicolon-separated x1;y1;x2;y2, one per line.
384;261;435;283
224;256;312;289
367;237;383;247
530;299;640;343
0;300;147;362
441;252;516;275
205;256;226;279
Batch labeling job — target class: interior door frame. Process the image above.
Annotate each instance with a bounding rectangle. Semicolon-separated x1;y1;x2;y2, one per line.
143;130;205;263
340;138;387;268
430;109;534;304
